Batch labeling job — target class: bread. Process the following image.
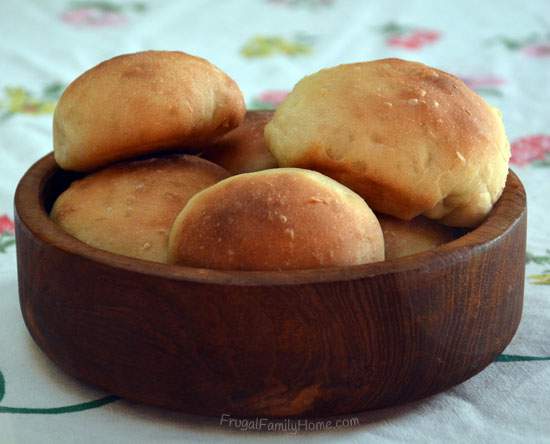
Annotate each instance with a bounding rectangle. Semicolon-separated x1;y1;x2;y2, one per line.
50;155;230;262
54;51;245;172
265;58;510;227
202;110;278;174
168;168;384;270
378;214;458;259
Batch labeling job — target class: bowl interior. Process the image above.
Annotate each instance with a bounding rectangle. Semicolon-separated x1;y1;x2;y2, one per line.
16;153;526;286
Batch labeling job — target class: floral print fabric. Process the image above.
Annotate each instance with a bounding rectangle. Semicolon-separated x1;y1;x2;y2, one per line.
0;0;548;442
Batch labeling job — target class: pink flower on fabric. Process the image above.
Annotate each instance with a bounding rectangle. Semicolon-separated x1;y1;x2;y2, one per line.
413;30;440;43
383;23;441;50
511;135;550;166
258;90;289;107
494;34;550;57
460;75;505;89
250;90;290;109
61;7;128;27
387;36;422;49
0;215;15;235
521;44;550;57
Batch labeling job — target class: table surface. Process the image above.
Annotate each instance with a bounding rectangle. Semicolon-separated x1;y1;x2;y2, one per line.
1;0;549;442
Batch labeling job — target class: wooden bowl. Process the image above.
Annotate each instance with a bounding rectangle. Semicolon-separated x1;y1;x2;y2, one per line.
15;153;526;418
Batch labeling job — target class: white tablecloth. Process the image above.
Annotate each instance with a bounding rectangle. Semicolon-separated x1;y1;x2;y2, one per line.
1;0;549;442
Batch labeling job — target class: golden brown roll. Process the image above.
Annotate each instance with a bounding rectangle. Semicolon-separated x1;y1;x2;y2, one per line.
378;214;458;259
54;51;245;172
201;110;278;174
265;58;510;227
50;155;230;263
168;168;384;270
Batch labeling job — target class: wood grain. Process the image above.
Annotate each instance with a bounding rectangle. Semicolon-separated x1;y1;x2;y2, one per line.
14;153;526;418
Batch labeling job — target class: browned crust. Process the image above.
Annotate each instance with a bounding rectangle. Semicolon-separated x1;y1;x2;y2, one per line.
168;168;384;270
377;214;458;259
202;110;278;174
51;155;230;263
265;58;510;227
54;51;246;172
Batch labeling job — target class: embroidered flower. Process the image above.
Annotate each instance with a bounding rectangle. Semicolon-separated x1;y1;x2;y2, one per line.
241;35;313;58
250;90;289;109
0;83;63;120
0;215;15;253
61;1;145;27
522;43;550;57
380;22;441;50
0;215;14;235
510;135;550;166
494;33;550;58
460;75;505;97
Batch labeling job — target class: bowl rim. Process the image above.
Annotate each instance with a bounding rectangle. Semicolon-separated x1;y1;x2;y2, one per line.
14;153;526;286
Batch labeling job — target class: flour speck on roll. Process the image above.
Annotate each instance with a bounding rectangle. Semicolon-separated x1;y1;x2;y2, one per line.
54;50;246;172
51;155;230;263
168;168;384;270
265;58;510;227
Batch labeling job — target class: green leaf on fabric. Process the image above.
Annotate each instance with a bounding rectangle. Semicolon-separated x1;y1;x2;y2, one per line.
499;38;523;50
526;250;550;265
474;88;503;97
528;272;550;285
132;2;146;12
241;36;312;58
42;83;65;100
0;235;15;253
69;1;122;12
495;33;542;51
0;366;119;414
0;395;120;414
248;100;275;110
0;111;13;122
496;354;550;362
379;21;407;36
0;369;5;402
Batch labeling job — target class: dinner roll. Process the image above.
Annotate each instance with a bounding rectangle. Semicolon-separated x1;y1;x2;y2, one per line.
54;50;245;172
378;215;458;259
168;168;384;270
51;155;230;263
202;110;278;174
265;58;510;227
